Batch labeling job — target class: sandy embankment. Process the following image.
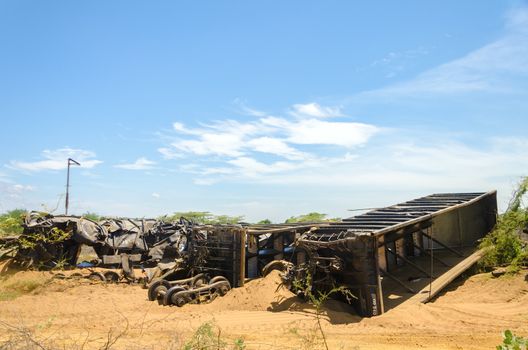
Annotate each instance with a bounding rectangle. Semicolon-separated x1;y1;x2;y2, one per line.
0;261;527;349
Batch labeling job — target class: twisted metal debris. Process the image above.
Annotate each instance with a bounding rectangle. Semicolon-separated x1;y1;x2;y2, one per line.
0;212;192;273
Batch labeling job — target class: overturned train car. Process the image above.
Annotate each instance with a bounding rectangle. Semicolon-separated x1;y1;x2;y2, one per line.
282;191;497;316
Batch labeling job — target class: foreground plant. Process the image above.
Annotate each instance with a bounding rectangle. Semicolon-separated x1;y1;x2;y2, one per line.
480;177;528;272
181;321;245;350
497;330;527;350
292;274;353;350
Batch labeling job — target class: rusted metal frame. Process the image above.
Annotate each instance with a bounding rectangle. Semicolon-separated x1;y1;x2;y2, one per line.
239;229;246;286
412;243;452;267
273;232;284;260
246;232;259;277
427;192;485;198
377;221;432;249
379;267;416;294
393;204;451;209
372;191;496;238
406;199;465;203
374;240;385;314
420;231;464;257
338;218;410;224
339;224;401;230
386;247;435;278
246;224;325;235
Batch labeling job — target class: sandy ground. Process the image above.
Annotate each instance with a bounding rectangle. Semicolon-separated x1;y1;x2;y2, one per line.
0;263;527;350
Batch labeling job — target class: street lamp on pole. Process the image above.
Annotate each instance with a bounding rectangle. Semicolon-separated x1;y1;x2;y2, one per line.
65;158;81;215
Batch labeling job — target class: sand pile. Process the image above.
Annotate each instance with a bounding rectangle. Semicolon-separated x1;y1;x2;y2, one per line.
361;271;528;332
201;269;297;311
1;267;527;349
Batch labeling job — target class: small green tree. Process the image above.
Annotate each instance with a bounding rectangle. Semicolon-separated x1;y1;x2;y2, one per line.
285;212;340;224
497;330;528;350
164;211;212;223
0;209;27;236
292;274;353;350
257;219;272;224
81;212;101;221
212;214;244;225
164;211;244;224
480;177;528;272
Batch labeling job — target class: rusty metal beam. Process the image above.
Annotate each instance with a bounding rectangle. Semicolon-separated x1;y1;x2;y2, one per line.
386;248;435;278
379;268;416;294
412;243;452;267
421;231;464;257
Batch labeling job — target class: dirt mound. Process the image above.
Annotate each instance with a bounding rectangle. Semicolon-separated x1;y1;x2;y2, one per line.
1;268;527;349
361;270;528;333
193;270;359;325
200;270;296;311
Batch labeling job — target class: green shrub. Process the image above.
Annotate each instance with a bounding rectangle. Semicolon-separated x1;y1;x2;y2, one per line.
81;212;101;221
480;178;528;272
163;211;244;225
480;210;527;269
0;278;50;301
181;321;245;350
285;212;341;223
497;330;527;350
0;209;26;236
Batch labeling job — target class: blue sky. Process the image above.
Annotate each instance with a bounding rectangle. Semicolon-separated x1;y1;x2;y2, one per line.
1;1;527;222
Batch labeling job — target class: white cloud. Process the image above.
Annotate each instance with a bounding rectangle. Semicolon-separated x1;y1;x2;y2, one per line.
227;157;299;177
232;98;268;117
158;147;182;159
368;47;430;79
286;119;379;147
9;148;102;172
505;5;528;34
115;157;156;170
0;182;35;203
246;137;307;160
158;101;380;183
356;6;528;99
173;122;187;132
161;102;378;165
233;137;527;194
290;102;343;118
172;134;244;157
172;122;202;135
12;184;34;192
151;192;160;199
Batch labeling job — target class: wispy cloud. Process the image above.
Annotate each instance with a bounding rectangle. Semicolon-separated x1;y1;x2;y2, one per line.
285;119;378;147
246;137;308;160
0;181;35;203
8;148;102;172
355;6;528;99
369;47;430;79
115;157;156;170
232;98;268;117
226;136;528;196
158;101;379;183
290;102;343;118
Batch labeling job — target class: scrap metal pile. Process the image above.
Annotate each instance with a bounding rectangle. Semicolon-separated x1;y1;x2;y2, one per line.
0;211;245;306
0;212;189;268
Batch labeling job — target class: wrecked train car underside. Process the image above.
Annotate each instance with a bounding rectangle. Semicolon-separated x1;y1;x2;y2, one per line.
279;191;497;316
0;213;193;275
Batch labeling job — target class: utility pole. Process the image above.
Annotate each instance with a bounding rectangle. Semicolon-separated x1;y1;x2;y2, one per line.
65;158;80;215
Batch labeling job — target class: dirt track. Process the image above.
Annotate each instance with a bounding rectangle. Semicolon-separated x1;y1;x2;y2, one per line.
1;266;527;350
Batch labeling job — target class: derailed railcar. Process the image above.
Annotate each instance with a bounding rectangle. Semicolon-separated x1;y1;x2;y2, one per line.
284;191;497;316
0;212;193;278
